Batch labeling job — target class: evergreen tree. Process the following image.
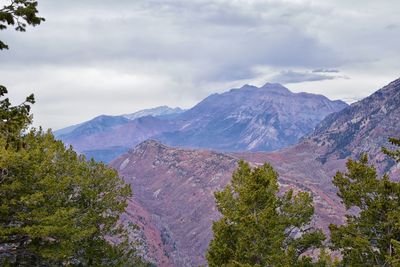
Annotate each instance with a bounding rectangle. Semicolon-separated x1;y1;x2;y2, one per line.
0;1;151;265
329;138;400;266
206;161;325;267
382;137;400;163
0;88;148;266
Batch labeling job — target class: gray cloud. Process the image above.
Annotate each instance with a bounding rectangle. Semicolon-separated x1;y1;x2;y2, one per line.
270;70;340;84
0;0;400;129
312;69;340;73
385;24;398;30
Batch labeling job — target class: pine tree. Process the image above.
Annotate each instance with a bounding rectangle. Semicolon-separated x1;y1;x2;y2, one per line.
382;137;400;163
329;138;400;266
206;161;325;267
0;89;148;266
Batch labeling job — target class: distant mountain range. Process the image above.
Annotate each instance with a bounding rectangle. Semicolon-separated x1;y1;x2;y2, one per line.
54;106;183;162
55;83;347;162
110;78;400;266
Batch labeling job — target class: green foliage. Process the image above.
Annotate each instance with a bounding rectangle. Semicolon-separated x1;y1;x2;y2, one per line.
0;0;45;50
313;249;340;267
206;161;325;267
0;90;148;265
329;148;400;266
0;85;35;149
382;137;400;163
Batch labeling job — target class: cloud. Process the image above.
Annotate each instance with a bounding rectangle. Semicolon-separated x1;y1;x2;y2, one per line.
270;70;339;84
312;69;340;73
385;24;398;30
0;0;400;129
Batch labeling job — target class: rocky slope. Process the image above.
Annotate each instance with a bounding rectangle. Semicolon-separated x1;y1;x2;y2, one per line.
304;78;400;171
111;141;238;266
121;199;174;266
110;78;399;266
112;139;352;266
57;83;346;162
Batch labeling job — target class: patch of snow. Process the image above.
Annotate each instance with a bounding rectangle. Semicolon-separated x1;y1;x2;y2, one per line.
119;158;130;170
153;189;161;198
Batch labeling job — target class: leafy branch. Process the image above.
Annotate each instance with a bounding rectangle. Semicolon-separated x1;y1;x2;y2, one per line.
0;0;45;49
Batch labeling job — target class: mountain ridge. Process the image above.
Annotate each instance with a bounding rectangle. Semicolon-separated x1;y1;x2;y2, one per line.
303;77;400;170
56;83;347;162
123;106;185;120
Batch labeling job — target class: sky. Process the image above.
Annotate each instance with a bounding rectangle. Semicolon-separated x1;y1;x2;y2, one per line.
1;0;399;130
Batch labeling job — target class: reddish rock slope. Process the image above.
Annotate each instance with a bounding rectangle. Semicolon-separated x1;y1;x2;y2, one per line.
111;141;238;266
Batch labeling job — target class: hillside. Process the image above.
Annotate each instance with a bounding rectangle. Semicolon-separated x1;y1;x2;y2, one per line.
111;140;238;266
305;78;400;171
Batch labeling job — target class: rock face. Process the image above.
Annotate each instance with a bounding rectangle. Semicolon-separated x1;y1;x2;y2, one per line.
304;78;400;171
109;78;400;266
57;83;347;162
121;199;174;266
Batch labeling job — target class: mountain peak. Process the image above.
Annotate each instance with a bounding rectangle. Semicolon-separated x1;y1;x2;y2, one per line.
380;77;400;95
123;106;184;120
229;82;291;94
134;139;167;151
239;84;258;90
388;77;400;87
260;82;292;94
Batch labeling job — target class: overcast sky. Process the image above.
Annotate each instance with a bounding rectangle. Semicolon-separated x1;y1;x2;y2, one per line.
1;0;399;130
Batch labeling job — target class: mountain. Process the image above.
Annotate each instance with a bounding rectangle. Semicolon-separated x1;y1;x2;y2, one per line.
56;115;130;138
123;106;184;120
157;83;347;151
304;78;400;171
59;116;177;163
54;106;183;137
109;78;400;266
56;83;347;162
54;106;183;162
52;122;85;136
